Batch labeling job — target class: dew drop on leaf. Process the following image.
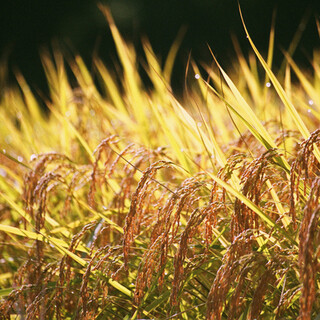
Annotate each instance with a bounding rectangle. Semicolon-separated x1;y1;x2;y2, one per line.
0;168;6;177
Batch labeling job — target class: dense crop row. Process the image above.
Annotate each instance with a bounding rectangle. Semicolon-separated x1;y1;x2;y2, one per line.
0;6;320;319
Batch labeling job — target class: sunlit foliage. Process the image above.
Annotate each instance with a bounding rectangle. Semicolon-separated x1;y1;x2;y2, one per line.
1;6;320;320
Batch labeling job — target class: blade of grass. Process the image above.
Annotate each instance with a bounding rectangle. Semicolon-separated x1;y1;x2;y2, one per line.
208;48;281;151
283;51;320;106
163;27;186;83
204;172;297;246
99;5;149;145
0;224;87;253
0;288;13;297
0;149;32;171
41;50;72;156
239;5;320;163
47;104;95;163
149;100;192;172
94;58;128;115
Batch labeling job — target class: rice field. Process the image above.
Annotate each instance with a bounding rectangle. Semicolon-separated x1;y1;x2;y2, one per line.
0;6;320;320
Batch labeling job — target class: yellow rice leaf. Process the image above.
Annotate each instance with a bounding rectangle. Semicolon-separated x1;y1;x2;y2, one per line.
239;6;320;163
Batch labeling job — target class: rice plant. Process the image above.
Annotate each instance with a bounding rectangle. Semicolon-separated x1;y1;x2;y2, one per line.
0;5;320;319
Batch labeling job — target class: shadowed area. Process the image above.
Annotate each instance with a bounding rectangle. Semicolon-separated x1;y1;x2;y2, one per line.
1;0;319;94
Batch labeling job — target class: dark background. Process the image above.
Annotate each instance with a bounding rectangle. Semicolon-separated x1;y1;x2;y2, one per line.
1;0;319;94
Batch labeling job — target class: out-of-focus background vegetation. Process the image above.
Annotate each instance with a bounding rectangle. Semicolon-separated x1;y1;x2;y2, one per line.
1;0;319;94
